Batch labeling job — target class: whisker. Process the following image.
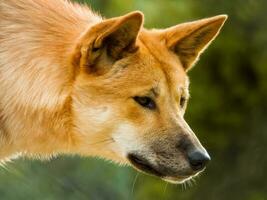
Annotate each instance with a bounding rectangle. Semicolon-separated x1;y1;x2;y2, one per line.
181;182;187;191
163;182;168;195
188;179;193;188
186;179;190;188
191;177;197;186
163;182;169;200
131;172;139;195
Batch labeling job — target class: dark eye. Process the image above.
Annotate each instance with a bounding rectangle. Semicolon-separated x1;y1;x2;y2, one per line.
180;96;186;108
133;96;156;110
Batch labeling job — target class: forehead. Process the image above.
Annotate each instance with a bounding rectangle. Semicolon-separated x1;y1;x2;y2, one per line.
137;30;189;94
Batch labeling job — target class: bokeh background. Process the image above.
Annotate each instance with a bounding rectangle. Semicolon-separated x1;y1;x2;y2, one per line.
1;0;267;199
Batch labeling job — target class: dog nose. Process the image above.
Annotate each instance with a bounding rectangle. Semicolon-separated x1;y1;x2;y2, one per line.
188;150;211;171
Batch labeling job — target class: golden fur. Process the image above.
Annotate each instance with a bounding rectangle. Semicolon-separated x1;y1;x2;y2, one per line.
0;0;227;183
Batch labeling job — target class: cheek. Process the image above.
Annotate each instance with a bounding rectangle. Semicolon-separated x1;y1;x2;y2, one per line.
112;122;146;157
73;101;114;135
111;105;163;157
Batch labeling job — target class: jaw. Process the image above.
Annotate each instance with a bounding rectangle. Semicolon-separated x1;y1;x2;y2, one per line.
130;163;197;184
162;174;197;184
127;153;200;184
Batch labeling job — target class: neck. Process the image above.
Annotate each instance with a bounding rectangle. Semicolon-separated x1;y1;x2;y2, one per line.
0;0;103;160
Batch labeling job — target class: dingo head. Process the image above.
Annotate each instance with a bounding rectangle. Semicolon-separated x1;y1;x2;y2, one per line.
71;12;227;183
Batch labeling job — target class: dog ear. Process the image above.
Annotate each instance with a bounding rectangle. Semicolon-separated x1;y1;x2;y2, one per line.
73;11;143;73
164;15;227;71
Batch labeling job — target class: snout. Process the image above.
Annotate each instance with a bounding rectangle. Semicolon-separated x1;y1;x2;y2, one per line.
127;137;211;183
128;149;210;181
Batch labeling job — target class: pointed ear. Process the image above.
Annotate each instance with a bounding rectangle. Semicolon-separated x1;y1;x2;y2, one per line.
73;11;144;72
164;15;227;71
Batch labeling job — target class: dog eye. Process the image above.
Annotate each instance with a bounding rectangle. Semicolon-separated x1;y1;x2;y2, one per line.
133;96;156;110
180;96;186;108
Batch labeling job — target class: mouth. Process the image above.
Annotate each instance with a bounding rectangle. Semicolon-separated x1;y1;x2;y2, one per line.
127;153;195;183
127;154;163;177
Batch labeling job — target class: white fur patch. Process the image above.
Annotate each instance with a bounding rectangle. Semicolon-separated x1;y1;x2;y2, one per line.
86;106;113;124
75;105;113;135
112;123;145;157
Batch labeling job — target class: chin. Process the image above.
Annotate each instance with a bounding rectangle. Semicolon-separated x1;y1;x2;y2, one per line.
162;176;194;184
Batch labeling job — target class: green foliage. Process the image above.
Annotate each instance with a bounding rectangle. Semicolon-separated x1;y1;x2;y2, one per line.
1;0;267;199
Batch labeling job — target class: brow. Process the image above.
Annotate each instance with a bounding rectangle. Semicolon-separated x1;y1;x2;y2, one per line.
143;87;159;98
150;86;189;99
151;87;159;97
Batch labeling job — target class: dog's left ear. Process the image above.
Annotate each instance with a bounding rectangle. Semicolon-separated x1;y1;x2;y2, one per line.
164;15;227;71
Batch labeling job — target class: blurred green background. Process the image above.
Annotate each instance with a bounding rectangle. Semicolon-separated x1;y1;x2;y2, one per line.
1;0;267;199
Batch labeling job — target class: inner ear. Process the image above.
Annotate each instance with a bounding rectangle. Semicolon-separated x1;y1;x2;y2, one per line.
165;15;227;71
92;11;144;61
102;18;142;59
72;11;144;74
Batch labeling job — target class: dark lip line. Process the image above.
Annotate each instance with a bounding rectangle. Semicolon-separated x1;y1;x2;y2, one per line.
129;159;195;181
127;155;197;181
127;155;164;177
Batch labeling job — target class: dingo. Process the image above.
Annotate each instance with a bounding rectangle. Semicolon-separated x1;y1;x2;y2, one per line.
0;0;227;183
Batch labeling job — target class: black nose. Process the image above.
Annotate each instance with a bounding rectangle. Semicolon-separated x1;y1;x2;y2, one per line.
188;150;211;171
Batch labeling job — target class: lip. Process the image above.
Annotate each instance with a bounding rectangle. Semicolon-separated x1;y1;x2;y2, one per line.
162;175;193;184
127;153;196;183
127;154;164;177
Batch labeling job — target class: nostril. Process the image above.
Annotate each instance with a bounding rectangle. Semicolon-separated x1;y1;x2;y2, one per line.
176;137;191;151
188;150;211;171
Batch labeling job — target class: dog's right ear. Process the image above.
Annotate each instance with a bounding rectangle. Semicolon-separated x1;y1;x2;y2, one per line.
72;11;143;74
163;15;227;71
